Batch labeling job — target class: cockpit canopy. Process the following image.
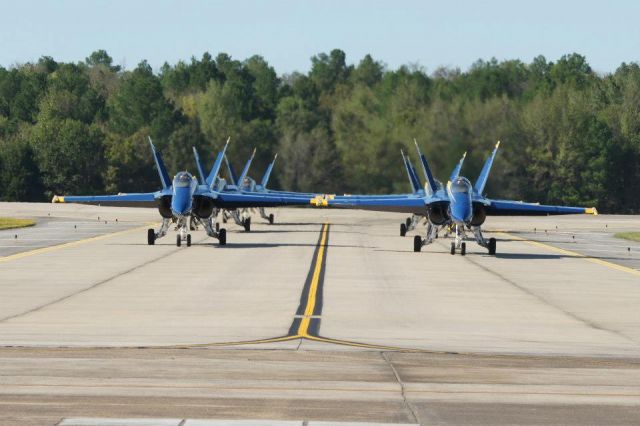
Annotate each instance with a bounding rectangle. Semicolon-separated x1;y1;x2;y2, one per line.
450;177;472;194
173;172;195;188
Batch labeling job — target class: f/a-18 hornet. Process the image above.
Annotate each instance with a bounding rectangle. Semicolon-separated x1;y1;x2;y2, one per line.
312;141;597;255
53;138;314;247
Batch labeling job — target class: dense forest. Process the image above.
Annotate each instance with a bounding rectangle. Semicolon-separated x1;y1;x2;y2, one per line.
0;49;639;212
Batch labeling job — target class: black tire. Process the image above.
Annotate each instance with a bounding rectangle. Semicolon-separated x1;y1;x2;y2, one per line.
186;234;192;247
413;235;422;252
215;222;220;232
147;229;155;245
461;242;466;256
406;217;412;228
244;217;251;232
488;237;497;255
218;228;227;246
269;213;274;224
450;242;456;255
176;235;181;247
400;223;407;237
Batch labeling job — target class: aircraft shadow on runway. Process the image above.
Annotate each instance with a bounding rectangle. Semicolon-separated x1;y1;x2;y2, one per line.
108;242;377;249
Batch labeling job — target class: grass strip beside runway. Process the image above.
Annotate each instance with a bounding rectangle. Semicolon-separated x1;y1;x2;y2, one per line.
615;232;640;242
0;217;35;230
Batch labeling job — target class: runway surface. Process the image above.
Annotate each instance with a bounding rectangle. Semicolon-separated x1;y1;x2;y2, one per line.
1;202;639;425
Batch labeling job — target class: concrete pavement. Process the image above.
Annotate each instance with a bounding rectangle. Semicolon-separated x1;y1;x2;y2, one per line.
0;202;639;425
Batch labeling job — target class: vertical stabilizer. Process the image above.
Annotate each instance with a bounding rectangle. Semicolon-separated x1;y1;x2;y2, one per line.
409;161;422;192
414;139;438;195
474;141;500;195
237;147;257;188
401;150;421;193
206;137;230;189
192;146;207;185
148;136;171;189
224;155;238;186
260;153;277;188
449;151;467;182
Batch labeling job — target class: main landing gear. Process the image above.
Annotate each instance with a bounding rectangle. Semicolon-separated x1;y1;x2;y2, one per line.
413;223;439;252
225;209;252;232
259;207;275;225
413;223;497;256
146;215;227;247
400;215;420;236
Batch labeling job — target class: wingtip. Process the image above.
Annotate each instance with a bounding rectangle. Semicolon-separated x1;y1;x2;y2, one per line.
585;207;598;215
52;195;64;204
495;140;501;149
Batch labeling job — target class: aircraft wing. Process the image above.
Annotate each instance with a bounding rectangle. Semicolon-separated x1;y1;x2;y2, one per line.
312;195;430;215
486;199;598;216
205;192;315;209
52;192;159;208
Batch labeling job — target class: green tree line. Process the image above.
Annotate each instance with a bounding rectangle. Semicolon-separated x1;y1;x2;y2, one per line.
0;49;639;212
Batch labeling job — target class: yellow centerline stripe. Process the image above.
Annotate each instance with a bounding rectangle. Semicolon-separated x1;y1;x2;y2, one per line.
497;232;640;278
0;223;156;263
298;223;329;337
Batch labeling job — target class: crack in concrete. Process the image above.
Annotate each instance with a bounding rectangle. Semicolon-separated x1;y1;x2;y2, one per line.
381;351;419;424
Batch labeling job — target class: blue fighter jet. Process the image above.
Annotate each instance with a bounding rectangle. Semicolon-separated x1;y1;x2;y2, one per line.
312;140;597;256
52;138;314;247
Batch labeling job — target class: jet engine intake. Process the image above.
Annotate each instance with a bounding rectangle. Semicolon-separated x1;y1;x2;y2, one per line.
192;196;216;219
157;196;173;218
470;203;487;226
426;202;450;225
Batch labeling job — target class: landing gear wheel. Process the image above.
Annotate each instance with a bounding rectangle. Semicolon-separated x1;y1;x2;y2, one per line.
243;217;251;232
215;222;220;232
406;217;412;228
413;235;422;252
488;237;497;255
400;223;407;237
461;242;466;256
186;234;192;247
147;229;155;245
218;228;227;246
176;235;181;247
268;213;274;225
450;242;456;255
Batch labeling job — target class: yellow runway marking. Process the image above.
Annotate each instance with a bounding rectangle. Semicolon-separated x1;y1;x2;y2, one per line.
497;232;640;278
177;223;429;352
0;223;156;264
297;223;329;337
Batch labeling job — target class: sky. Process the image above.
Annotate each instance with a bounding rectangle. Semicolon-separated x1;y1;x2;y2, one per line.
0;0;638;75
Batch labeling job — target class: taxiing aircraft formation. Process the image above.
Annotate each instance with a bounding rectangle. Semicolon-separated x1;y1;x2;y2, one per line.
52;137;597;255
